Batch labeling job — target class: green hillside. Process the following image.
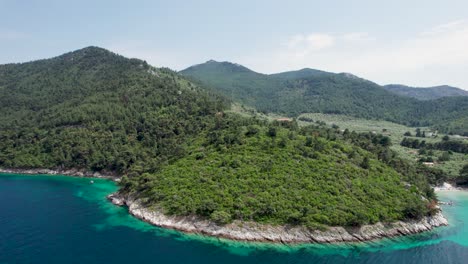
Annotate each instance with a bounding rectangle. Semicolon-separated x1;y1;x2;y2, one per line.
181;61;468;135
0;47;227;175
181;60;282;107
0;47;440;229
121;116;437;227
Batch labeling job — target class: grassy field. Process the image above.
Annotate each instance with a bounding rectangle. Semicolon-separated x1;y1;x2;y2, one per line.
297;113;467;179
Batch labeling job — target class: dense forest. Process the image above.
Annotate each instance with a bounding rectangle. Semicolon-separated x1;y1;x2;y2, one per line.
181;61;468;135
0;47;227;176
0;47;444;228
121;116;438;228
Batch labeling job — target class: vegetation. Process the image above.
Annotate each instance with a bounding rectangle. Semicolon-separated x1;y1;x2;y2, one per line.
0;47;443;229
0;47;227;176
181;61;468;135
296;113;468;178
460;164;468;183
401;138;468;154
121;116;436;228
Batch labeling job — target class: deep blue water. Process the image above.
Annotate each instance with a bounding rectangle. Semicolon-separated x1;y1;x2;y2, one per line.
1;173;468;264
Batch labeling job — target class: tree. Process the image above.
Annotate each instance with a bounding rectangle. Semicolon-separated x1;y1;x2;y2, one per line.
415;128;422;137
460;164;468;183
404;131;412;136
278;137;288;148
379;136;391;147
267;127;277;137
361;157;370;169
210;210;232;225
245;125;260;136
442;135;450;141
438;152;451;162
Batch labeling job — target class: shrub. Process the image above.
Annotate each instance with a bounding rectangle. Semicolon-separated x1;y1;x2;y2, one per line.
210;210;232;225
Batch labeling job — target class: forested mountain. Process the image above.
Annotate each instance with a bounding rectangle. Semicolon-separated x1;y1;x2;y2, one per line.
181;61;468;135
270;68;333;80
384;84;468;100
181;60;282;106
0;47;228;175
0;47;441;228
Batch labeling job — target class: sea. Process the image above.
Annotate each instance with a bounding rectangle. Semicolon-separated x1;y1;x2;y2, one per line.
1;173;467;264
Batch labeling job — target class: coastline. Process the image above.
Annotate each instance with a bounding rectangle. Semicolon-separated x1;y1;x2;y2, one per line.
0;169;451;244
0;168;119;180
434;182;468;192
108;193;448;244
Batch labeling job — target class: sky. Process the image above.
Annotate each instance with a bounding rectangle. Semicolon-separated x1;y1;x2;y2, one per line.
1;0;468;89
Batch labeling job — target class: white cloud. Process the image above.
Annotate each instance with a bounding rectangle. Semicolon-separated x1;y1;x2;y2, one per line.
306;34;335;50
241;20;468;89
421;19;466;36
345;20;468;73
341;32;375;44
286;33;334;52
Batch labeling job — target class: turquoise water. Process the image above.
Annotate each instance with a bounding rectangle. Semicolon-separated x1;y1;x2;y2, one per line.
1;173;468;263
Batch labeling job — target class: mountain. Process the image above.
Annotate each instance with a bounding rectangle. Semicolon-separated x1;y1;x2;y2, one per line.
0;47;439;230
181;60;282;106
270;68;332;79
0;46;228;174
181;61;468;135
384;84;468;100
180;60;404;118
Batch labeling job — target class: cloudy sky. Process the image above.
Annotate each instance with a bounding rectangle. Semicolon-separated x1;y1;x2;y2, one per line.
1;0;468;89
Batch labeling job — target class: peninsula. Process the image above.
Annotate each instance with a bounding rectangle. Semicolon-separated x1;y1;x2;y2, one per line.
1;47;462;244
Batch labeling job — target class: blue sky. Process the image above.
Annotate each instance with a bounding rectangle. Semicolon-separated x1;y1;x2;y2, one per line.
1;0;468;89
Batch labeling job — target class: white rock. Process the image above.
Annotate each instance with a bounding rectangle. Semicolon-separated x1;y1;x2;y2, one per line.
110;193;449;244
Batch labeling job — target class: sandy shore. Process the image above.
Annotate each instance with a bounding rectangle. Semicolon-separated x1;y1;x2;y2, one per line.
108;193;448;244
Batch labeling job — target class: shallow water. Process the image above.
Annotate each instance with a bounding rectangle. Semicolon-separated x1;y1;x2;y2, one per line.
0;173;467;263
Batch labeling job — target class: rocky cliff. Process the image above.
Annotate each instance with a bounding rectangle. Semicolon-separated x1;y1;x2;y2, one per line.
108;193;448;244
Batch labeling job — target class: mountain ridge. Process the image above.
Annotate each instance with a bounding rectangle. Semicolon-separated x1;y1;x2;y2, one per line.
180;60;468;135
384;84;468;100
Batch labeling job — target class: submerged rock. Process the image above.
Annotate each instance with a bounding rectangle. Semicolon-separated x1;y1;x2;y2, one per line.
107;193;126;206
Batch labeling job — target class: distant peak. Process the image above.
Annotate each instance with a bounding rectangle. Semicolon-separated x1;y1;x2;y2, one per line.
205;60;244;68
181;60;254;74
57;46;122;60
339;72;359;79
80;46;105;51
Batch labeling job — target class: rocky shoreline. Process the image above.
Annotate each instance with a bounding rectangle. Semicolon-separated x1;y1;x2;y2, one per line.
108;193;449;244
434;182;468;192
1;169;449;244
0;168;118;180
